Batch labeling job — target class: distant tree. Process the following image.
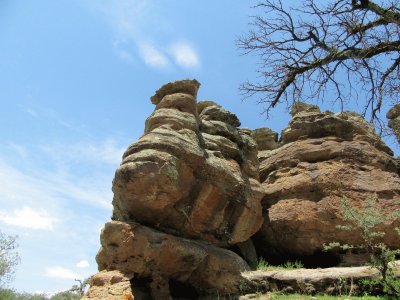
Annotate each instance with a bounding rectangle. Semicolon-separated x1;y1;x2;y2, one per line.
238;0;400;135
0;288;47;300
0;230;20;287
49;290;80;300
69;278;90;297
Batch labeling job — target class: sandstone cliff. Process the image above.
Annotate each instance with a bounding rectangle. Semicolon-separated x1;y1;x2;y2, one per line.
85;80;400;299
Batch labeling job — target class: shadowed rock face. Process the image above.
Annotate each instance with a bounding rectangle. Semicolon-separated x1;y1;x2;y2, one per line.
256;103;400;258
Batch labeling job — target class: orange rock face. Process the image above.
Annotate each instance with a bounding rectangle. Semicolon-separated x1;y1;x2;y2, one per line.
90;80;263;299
112;80;263;246
256;105;400;258
86;83;400;299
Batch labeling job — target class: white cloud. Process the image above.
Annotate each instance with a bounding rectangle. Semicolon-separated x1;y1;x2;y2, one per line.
85;1;202;69
76;260;90;268
169;42;200;69
45;267;79;280
40;138;125;166
0;206;57;230
138;42;170;69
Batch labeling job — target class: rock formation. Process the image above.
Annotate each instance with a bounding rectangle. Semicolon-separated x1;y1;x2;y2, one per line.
255;102;400;261
85;80;400;299
91;80;263;299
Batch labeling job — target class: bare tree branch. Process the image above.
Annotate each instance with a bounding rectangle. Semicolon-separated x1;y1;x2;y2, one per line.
238;0;400;138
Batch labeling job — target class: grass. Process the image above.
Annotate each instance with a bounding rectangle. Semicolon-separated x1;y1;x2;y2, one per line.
254;292;396;299
256;258;304;271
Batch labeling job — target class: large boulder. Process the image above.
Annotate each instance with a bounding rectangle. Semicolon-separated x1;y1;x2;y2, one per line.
89;80;263;299
96;221;250;298
112;80;263;247
256;104;400;259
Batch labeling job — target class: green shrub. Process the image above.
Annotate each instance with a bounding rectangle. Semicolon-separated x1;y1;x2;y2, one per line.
324;196;400;297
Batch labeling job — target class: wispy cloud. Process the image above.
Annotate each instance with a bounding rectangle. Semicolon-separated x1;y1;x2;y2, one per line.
138;42;170;69
85;0;201;69
169;42;200;69
45;267;79;280
0;138;123;212
39;138;125;166
0;206;57;230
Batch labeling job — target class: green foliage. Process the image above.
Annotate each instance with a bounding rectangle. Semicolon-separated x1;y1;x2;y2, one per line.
256;257;303;271
49;291;80;300
0;288;47;300
69;278;90;297
0;230;20;287
267;292;394;299
257;257;269;270
325;196;400;297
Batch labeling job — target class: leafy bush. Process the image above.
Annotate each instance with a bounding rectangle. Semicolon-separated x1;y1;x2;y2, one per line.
324;196;400;297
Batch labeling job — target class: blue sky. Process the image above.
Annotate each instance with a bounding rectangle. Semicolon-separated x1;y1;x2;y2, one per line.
0;0;398;295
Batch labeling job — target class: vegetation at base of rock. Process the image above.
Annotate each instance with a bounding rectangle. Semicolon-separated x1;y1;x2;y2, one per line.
261;292;396;299
324;196;400;297
0;230;20;287
257;257;304;271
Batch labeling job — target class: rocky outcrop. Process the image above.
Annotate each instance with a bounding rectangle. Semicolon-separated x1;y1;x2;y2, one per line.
240;261;400;297
256;103;400;259
91;80;263;299
82;270;134;300
86;80;400;299
112;80;263;247
97;221;250;298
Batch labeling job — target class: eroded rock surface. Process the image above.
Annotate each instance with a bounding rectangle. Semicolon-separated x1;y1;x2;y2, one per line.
97;221;250;297
89;80;263;299
112;80;263;247
86;81;400;299
83;270;134;300
256;103;400;259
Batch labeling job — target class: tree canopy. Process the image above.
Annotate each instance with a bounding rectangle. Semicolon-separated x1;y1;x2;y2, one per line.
238;0;400;134
0;230;20;287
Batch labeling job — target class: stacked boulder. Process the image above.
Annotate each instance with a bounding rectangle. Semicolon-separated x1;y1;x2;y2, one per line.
87;80;264;299
85;80;400;299
255;102;400;262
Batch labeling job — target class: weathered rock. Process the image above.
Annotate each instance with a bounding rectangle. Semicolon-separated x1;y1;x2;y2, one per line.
249;128;279;151
88;85;400;299
150;79;200;105
389;119;400;144
387;104;400;120
256;104;400;259
281;106;393;155
96;221;250;296
83;270;134;300
387;104;400;144
290;102;320;117
240;262;400;296
112;80;263;246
